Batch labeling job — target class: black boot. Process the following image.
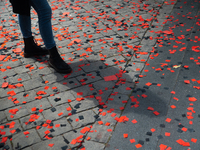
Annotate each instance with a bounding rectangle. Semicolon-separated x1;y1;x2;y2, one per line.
23;36;49;58
48;46;72;73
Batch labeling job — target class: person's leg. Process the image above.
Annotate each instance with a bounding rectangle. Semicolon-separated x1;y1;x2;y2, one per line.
29;0;56;50
29;0;72;73
18;11;49;57
18;14;32;38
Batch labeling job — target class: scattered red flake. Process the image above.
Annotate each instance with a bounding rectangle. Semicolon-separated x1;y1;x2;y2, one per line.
188;97;197;102
191;138;197;143
165;132;171;136
58;112;63;116
131;119;137;124
130;139;136;143
105;122;110;126
147;107;154;111
23;131;30;135
145;82;152;86
184;80;190;84
171;91;175;94
55;124;60;128
151;128;156;132
170;105;176;109
107;129;112;132
44;130;50;135
104;75;118;81
98;121;103;125
80;127;90;134
123;133;128;138
176;139;190;147
182;127;187;132
135;143;142;148
153;111;160;116
48;144;54;147
165;118;171;123
1;82;9;88
159;144;168;149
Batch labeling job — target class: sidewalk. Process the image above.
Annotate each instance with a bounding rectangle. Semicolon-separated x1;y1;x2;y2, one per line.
0;0;200;149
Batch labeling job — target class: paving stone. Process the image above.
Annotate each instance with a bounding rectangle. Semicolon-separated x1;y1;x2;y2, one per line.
28;67;52;78
0;85;25;98
97;108;121;126
70;84;98;98
31;136;70;150
63;126;91;148
23;77;44;91
86;123;114;143
54;77;81;91
0;137;13;150
95;90;113;104
42;73;64;84
0;97;15;111
113;82;135;95
67;110;96;128
20;113;45;130
0;69;17;79
106;93;130;111
9;72;30;84
80;141;105;150
80;61;106;73
34;84;61;98
12;129;41;149
0;111;7;124
103;55;127;66
2;59;22;68
37;118;73;139
70;97;99;113
11;90;37;104
92;80;115;91
24;98;51;113
0;120;22;138
14;63;38;74
42;104;71;121
4;105;30;121
76;71;102;85
48;91;75;107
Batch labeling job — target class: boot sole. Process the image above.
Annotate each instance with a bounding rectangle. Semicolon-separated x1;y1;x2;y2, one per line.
48;61;72;74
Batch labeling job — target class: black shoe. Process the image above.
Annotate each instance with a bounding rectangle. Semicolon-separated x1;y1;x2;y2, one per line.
23;36;49;58
48;46;72;73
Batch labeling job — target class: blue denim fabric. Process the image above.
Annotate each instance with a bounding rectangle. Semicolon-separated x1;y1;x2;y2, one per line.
18;0;56;49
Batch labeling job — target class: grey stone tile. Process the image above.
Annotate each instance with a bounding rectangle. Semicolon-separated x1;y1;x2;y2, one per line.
9;72;30;84
76;71;102;85
63;126;91;148
0;120;22;138
28;67;52;78
0;86;25;98
12;129;41;149
23;77;44;91
42;73;64;84
86;123;114;143
70;97;99;113
42;104;71;121
37;118;72;139
31;136;69;150
4;105;30;121
0;97;15;111
14;63;38;74
80;141;105;150
20;113;45;130
48;91;75;107
24;98;51;113
67;110;96;128
0;111;7;124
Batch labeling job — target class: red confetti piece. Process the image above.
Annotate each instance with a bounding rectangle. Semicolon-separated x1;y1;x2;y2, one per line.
171;91;175;94
135;143;142;148
44;130;50;135
153;111;160;116
165;118;171;123
104;75;118;81
130;139;136;143
147;107;154;111
80;127;90;134
184;80;190;84
48;144;54;147
58;112;63;116
176;139;190;147
165;132;171;136
188;97;197;102
170;105;176;109
191;138;197;143
23;131;30;135
123;133;128;138
107;129;112;132
131;119;137;124
1;82;8;88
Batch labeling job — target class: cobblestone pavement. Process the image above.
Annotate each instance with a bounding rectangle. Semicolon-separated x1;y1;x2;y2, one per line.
1;0;200;149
